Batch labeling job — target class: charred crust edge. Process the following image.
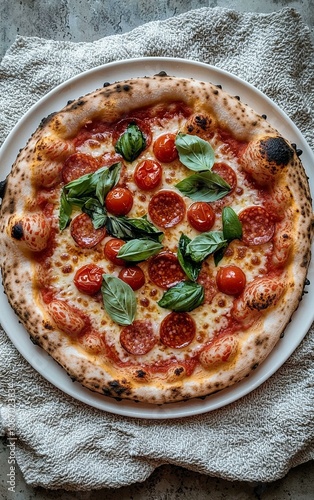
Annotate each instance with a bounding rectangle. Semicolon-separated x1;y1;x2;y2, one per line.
11;223;23;240
260;136;294;166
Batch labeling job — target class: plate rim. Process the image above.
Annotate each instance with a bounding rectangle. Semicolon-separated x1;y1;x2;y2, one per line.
0;56;313;419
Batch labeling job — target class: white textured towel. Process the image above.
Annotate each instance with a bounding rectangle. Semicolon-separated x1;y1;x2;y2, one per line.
0;7;313;490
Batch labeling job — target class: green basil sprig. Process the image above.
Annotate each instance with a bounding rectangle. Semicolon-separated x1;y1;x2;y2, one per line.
186;231;228;263
59;163;121;230
105;215;163;242
175;170;231;202
115;123;146;162
158;281;205;312
222;206;242;241
183;207;242;265
177;233;202;281
175;133;215;171
101;275;136;326
82;198;107;229
117;238;163;262
59;190;73;231
213;207;242;265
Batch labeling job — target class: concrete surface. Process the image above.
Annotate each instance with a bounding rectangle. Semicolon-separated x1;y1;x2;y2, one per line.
0;0;313;498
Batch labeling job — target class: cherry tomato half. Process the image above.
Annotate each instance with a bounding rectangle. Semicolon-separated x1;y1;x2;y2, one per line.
74;264;104;295
216;265;246;296
105;187;133;216
187;202;215;232
134;159;162;191
104;238;126;266
153;133;178;163
118;266;145;290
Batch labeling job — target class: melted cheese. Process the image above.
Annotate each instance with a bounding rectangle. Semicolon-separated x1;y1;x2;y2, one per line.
41;111;276;371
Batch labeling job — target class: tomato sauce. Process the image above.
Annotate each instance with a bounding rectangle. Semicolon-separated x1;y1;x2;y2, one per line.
217;128;248;158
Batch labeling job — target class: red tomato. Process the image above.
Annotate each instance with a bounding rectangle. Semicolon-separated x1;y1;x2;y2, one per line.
104;238;126;266
105;187;133;216
187;202;215;232
134;159;162;191
74;264;104;295
118;266;145;290
153;133;178;163
216;265;246;296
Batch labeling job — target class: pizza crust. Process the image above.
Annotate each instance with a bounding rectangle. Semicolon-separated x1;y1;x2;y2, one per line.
0;75;313;404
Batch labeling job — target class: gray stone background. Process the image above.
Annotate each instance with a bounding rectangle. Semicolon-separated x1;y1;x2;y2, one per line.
0;0;313;499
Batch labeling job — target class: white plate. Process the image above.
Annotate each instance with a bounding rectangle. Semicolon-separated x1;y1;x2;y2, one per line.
0;57;313;419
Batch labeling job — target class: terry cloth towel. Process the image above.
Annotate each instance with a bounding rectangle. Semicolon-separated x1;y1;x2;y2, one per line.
0;6;313;491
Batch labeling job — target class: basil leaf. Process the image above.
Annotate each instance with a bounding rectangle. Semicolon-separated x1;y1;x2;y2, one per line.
117;238;163;262
59;190;73;230
213;246;226;267
213;207;242;266
115;123;146;162
177;233;202;281
222;206;242;241
105;215;163;242
175;133;215;171
66;196;91;208
175;171;231;202
82;198;107;229
59;163;121;231
65;163;121;201
123;216;164;242
65;166;108;198
186;231;228;262
95;163;121;204
158;281;205;312
101;275;136;326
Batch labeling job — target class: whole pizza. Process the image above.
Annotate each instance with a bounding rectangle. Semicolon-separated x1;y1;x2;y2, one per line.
0;73;313;404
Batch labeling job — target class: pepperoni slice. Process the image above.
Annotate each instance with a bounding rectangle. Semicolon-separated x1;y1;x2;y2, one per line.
197;270;218;304
100;152;122;167
148;252;186;289
70;213;107;248
239;206;275;246
148;190;186;228
212;162;237;192
61;153;101;184
160;312;196;349
120;320;157;355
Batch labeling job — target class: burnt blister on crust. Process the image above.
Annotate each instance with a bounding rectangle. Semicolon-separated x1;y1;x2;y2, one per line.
11;222;23;240
102;379;132;397
69;99;86;110
135;369;147;379
38;112;57;129
260;137;294;166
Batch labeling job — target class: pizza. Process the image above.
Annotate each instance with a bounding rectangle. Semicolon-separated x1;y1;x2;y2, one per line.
0;73;313;404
